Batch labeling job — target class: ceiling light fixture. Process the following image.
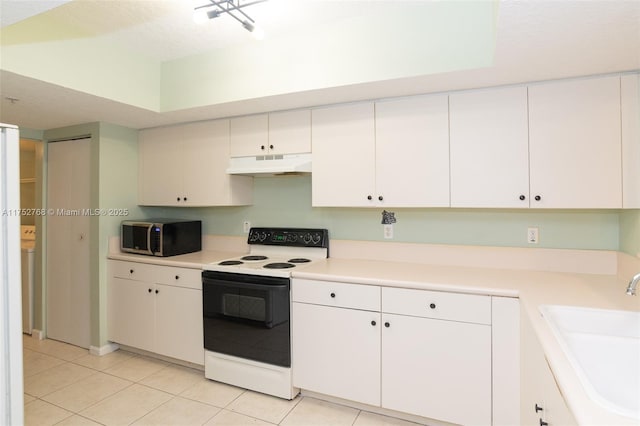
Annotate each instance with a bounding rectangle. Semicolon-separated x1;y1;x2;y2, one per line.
193;0;267;40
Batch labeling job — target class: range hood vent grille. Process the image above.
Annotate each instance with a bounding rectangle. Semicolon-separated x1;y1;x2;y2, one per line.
226;153;312;176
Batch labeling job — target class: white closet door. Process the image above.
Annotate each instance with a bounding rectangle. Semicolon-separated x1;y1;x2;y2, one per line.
46;138;91;348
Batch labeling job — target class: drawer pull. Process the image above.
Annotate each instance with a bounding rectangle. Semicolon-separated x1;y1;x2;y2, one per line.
330;292;336;298
148;288;152;293
429;303;436;309
384;322;390;328
155;289;159;294
175;275;179;280
535;404;543;413
129;269;134;274
539;420;548;426
371;320;376;326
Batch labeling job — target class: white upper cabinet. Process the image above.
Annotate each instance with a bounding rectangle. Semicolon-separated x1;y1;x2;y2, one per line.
312;102;376;207
229;114;269;157
312;96;449;208
450;86;530;208
229;110;311;157
528;75;622;208
269;109;311;155
622;73;640;209
375;94;450;207
139;120;252;206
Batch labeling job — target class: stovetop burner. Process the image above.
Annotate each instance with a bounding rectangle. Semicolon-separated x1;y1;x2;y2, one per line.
288;258;311;263
263;262;295;269
241;255;268;261
219;260;243;266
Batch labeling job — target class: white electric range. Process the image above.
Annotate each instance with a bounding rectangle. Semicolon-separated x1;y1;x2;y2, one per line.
201;227;329;399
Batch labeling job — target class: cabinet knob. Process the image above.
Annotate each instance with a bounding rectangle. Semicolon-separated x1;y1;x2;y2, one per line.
539;420;548;426
177;197;181;202
367;195;372;201
371;320;376;326
183;197;187;201
261;145;265;150
129;269;134;274
519;195;526;201
384;322;390;328
148;288;152;293
330;292;336;298
535;195;542;201
175;275;179;280
155;289;159;294
429;303;436;309
378;196;383;201
269;144;274;150
535;404;543;413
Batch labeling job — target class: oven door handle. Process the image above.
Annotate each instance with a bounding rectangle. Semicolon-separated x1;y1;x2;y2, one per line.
203;279;289;292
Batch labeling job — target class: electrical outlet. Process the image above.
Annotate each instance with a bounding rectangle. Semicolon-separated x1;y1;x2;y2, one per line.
243;221;251;233
527;227;539;244
384;224;394;239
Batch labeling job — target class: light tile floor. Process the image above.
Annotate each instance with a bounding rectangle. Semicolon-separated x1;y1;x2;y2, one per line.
23;336;423;426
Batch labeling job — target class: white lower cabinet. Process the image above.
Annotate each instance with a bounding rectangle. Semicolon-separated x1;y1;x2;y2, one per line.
107;260;204;365
292;279;510;425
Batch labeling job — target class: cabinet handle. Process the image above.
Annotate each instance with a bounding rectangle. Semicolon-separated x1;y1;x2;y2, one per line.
330;292;336;298
175;275;179;280
269;144;274;150
519;195;526;201
148;288;152;293
378;196;383;201
155;289;159;294
535;195;542;201
261;145;265;150
371;320;376;326
384;322;390;328
129;269;134;274
429;303;436;309
177;197;181;202
535;404;543;413
539;420;548;426
367;195;372;201
183;197;187;201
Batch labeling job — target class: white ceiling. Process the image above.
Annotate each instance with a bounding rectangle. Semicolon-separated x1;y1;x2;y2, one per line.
1;0;639;131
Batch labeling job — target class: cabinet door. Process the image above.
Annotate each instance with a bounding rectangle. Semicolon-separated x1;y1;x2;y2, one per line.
229;114;269;157
154;284;204;365
139;126;184;205
107;277;155;352
375;94;450;207
181;119;252;206
450;86;530;207
529;76;622;208
381;313;491;425
292;303;381;406
622;73;640;208
312;103;376;207
269;109;311;155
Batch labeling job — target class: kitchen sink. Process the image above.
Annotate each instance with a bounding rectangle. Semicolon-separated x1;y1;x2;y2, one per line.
540;305;640;420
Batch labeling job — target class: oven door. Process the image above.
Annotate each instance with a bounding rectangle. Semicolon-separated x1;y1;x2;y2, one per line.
202;270;291;367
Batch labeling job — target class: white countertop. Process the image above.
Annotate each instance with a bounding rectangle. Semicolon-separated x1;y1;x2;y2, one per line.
107;236;640;425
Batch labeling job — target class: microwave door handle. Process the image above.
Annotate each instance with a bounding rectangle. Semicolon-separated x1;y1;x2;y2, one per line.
147;224;153;255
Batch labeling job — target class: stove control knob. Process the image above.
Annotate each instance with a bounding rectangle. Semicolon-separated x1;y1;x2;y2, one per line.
287;234;297;242
311;233;322;245
259;232;267;242
302;233;312;244
248;231;260;242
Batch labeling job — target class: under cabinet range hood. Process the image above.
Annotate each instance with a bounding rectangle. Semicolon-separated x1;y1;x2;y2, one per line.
226;153;312;176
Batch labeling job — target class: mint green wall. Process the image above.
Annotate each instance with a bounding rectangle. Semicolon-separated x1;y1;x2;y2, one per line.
144;176;620;251
620;210;640;256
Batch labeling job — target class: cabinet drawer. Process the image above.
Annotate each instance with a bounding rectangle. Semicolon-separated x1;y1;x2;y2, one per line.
110;260;156;281
382;287;491;325
292;279;380;311
151;266;201;290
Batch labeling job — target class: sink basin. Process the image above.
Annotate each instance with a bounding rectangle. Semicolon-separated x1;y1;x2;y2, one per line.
540;305;640;420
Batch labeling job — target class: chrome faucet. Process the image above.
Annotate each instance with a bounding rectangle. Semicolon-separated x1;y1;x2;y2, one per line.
626;272;640;296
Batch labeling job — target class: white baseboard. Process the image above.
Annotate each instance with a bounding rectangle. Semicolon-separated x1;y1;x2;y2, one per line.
30;329;45;340
89;342;119;356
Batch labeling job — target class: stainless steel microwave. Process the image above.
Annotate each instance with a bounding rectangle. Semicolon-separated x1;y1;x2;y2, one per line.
121;219;201;257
